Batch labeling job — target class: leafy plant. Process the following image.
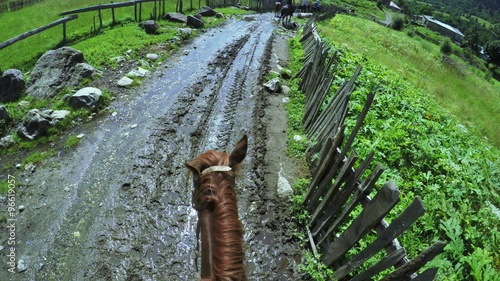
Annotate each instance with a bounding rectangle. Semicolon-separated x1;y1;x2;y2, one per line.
297;251;334;281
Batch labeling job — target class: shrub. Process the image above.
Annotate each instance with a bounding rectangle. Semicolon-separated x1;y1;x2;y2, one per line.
390;15;406;31
440;37;453;54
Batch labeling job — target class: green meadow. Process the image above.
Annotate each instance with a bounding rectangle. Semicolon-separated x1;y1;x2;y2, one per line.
318;14;500;149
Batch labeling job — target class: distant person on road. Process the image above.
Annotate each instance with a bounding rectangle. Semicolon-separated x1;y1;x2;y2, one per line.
313;0;320;12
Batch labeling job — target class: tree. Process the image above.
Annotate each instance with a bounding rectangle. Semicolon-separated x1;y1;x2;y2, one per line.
463;25;482;53
484;40;500;66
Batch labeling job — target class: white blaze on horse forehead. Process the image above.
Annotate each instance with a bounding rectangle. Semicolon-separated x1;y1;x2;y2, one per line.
201;166;232;175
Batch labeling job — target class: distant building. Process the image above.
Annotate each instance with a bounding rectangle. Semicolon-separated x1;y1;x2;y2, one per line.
414;15;464;44
388;1;402;13
380;0;402;13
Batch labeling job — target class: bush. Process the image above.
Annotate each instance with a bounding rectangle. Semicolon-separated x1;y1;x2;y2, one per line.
390;15;406;31
440;37;453;54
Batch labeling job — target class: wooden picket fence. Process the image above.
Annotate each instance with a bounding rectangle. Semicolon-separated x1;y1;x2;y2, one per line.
296;18;446;280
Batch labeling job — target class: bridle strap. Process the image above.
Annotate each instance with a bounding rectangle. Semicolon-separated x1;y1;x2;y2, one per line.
201;166;232;175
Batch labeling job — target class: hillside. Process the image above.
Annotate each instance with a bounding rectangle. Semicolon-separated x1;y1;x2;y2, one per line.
415;0;500;22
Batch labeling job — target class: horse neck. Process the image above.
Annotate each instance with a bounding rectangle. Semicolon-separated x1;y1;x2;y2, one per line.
198;175;246;281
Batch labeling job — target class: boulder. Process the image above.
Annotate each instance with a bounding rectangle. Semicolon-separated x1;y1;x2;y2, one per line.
18;109;70;139
111;56;126;64
187;15;204;28
177;28;193;39
139;20;159;34
117;77;134;87
146;53;159;61
26;47;101;100
0;105;11;134
127;67;150;78
69;87;102;109
0;135;15;149
263;77;282;93
44;109;70;120
18;100;30;108
18;109;52;140
197;6;217;17
163;12;188;23
0;69;26;103
0;105;11;124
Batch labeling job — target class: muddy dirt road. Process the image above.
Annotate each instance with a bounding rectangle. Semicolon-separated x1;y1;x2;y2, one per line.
1;13;304;280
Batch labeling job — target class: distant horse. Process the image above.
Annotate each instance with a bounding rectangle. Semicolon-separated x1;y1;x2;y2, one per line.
281;4;296;24
185;135;248;281
297;0;309;12
275;1;282;17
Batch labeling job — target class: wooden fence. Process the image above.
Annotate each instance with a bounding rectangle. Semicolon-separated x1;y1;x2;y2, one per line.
0;0;168;51
296;18;446;280
0;15;77;50
0;0;43;13
59;0;168;23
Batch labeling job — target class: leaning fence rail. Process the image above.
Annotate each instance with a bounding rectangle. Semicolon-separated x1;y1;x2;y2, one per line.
0;15;77;50
0;0;166;51
296;18;445;280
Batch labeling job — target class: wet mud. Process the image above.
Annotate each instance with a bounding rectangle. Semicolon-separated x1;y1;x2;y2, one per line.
0;13;303;280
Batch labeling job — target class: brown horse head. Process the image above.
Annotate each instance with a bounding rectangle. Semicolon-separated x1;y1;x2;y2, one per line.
185;135;248;281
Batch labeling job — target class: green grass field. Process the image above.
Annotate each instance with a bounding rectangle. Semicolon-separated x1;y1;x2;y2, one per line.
318;14;500;149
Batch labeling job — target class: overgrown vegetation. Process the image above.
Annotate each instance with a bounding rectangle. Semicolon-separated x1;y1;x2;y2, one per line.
286;15;499;281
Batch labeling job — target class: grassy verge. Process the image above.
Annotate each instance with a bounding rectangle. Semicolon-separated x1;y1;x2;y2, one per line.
286;21;500;280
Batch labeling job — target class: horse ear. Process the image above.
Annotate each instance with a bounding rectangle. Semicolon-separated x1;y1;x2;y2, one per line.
185;161;201;183
229;135;248;167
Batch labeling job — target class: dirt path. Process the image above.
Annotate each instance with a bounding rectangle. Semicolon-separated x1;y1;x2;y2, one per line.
1;13;303;280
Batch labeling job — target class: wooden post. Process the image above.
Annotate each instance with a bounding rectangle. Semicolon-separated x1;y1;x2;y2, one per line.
111;2;115;25
98;5;103;29
154;0;157;19
134;2;137;22
139;2;142;22
62;21;67;42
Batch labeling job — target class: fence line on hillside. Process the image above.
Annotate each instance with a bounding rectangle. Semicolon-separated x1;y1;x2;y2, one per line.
0;0;43;13
296;18;445;280
0;0;170;51
0;15;77;50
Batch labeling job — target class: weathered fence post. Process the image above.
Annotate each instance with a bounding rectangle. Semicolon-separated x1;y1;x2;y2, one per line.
134;2;137;21
111;2;116;25
62;21;67;42
98;5;103;29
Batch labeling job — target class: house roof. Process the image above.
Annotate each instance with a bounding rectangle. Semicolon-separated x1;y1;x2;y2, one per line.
421;15;464;37
389;1;401;11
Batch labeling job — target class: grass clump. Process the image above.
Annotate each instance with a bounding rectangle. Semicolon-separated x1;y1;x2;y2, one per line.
63;134;82;150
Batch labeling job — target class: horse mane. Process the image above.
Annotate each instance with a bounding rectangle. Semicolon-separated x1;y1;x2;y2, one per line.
190;150;247;281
